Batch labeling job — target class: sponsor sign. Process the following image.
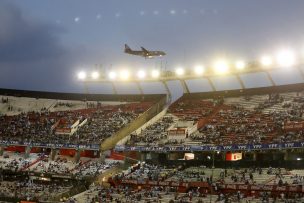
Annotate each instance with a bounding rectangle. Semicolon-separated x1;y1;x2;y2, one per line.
0;140;100;150
115;141;304;152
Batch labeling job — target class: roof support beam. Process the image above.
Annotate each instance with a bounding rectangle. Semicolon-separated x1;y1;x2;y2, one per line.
179;80;190;94
162;81;172;103
265;71;276;86
235;74;245;89
111;82;118;94
207;77;216;91
136;82;144;95
296;66;304;81
83;82;90;94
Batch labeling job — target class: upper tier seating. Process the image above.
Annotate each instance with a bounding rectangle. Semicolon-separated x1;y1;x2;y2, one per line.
0;96;153;145
128;91;304;146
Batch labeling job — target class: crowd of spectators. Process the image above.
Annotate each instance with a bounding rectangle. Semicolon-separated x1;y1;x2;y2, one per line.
76;109;137;144
0;151;120;180
0;179;72;201
117;163;177;182
73;160;120;178
0;152;40;172
198;93;304;145
69;183;304;203
198;104;276;145
31;156;74;174
128;92;304;147
127;116;174;146
0;101;151;145
113;162;304;188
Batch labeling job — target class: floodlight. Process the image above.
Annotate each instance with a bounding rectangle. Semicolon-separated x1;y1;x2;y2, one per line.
194;65;204;75
77;71;87;80
175;67;185;76
91;71;100;79
137;70;146;79
151;70;160;78
235;60;246;70
214;59;229;74
276;49;296;67
108;71;117;80
119;70;130;80
260;56;273;67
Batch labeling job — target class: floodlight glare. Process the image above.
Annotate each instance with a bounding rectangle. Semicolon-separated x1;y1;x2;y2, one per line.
119;70;130;80
91;71;100;79
276;49;296;67
77;71;87;80
137;70;146;79
235;60;246;70
194;65;204;75
214;60;229;74
260;56;273;67
108;71;117;80
151;70;160;78
175;67;185;76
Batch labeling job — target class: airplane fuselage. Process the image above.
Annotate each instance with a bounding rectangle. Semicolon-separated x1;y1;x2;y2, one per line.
124;44;166;58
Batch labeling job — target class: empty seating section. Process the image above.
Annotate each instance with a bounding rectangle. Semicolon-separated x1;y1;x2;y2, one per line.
168;98;216;122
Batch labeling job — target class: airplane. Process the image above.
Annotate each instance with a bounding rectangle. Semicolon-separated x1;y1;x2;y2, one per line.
124;44;166;58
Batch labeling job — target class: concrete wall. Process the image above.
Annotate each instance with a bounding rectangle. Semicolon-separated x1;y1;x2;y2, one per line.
116;106;169;145
0;88;165;102
100;96;167;151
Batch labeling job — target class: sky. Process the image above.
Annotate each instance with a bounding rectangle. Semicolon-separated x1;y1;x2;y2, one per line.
1;0;304;96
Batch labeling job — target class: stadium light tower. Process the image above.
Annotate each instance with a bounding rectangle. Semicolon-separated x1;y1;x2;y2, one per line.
214;59;229;74
77;71;87;80
76;47;304;95
108;71;117;80
260;55;273;67
151;69;160;78
235;60;246;70
91;71;100;79
119;70;130;80
276;49;296;68
137;70;146;79
194;65;205;75
175;67;185;76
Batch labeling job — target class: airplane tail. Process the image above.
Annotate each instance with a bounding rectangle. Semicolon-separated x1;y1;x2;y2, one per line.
124;44;132;52
141;47;149;53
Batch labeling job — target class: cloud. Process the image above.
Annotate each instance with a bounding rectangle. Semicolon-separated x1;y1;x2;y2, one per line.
0;1;66;63
0;1;81;92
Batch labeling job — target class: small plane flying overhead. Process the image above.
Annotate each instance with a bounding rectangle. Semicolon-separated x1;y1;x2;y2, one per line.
124;44;166;58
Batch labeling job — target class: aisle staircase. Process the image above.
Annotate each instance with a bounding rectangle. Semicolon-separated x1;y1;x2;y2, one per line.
20;154;45;171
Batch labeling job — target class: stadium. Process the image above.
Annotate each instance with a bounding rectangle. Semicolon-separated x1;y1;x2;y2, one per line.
1;1;304;203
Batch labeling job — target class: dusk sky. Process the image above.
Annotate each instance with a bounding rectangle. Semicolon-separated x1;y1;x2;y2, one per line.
1;0;304;96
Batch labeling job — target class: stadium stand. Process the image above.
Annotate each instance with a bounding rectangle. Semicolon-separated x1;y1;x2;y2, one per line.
123;91;304;148
1;86;304;202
